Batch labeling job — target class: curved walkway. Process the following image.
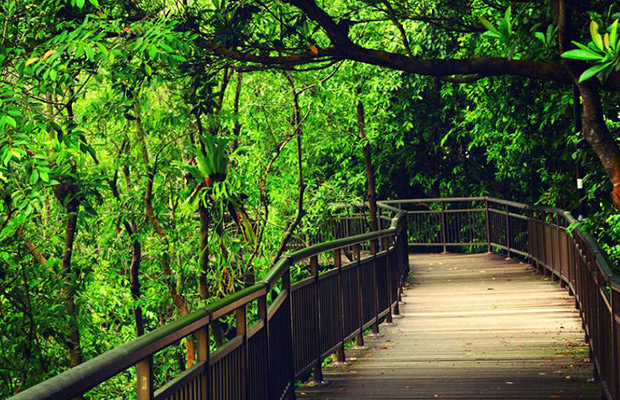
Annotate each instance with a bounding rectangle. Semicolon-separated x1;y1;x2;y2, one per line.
297;253;600;399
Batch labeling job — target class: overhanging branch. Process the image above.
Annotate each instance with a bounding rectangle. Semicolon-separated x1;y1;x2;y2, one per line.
196;0;620;91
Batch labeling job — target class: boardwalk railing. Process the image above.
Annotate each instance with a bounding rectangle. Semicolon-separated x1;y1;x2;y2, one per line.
382;197;620;400
10;204;408;400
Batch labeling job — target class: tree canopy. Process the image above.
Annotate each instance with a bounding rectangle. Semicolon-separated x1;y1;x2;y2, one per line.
3;0;620;397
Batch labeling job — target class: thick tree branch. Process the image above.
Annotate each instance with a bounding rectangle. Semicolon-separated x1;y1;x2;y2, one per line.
198;0;620;90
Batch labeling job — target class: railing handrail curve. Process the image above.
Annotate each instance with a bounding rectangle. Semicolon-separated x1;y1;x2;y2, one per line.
9;204;406;400
390;196;618;399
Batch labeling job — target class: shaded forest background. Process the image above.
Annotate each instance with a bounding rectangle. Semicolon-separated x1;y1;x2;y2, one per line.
3;0;620;397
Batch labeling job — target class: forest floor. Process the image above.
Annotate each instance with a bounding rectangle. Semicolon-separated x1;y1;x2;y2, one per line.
297;252;601;399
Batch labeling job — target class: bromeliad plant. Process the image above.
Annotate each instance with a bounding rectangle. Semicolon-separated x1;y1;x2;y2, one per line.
562;20;620;82
196;134;230;185
181;134;230;205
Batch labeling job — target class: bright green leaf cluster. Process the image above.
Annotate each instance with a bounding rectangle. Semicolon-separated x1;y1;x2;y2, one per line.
562;20;620;82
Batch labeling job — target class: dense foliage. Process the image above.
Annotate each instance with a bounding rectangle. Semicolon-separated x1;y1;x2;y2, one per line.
3;0;620;397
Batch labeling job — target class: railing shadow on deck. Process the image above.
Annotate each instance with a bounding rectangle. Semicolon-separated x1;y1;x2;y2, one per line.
381;197;620;400
8;204;408;400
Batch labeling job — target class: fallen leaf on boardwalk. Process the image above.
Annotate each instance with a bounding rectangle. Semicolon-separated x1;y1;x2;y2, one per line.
548;395;560;399
365;353;373;357
505;381;515;385
488;287;494;290
337;387;345;391
379;346;388;350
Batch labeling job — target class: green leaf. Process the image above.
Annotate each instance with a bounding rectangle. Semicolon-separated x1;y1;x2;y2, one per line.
75;0;85;8
84;46;94;61
534;32;545;43
572;40;600;53
4;115;16;128
196;152;209;178
148;46;157;60
590;21;604;50
504;6;512;36
610;20;619;50
29;170;39;185
578;62;612;82
479;17;499;35
561;49;604;61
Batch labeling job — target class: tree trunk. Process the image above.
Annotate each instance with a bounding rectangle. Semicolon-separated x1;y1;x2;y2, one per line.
198;202;210;300
557;0;620;210
356;87;379;231
129;229;144;336
134;99;195;366
53;184;83;368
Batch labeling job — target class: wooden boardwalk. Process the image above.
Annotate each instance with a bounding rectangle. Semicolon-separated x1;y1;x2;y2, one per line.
297;253;601;399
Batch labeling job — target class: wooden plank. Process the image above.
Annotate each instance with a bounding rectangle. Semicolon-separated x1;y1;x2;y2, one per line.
297;253;601;399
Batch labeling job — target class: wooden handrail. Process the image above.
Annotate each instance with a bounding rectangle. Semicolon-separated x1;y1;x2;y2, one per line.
10;204;407;400
391;196;618;399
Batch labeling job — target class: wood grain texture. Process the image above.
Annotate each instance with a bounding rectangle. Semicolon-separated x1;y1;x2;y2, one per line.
297;253;601;399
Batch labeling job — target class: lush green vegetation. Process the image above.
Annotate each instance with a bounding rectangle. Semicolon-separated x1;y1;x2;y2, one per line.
3;0;620;397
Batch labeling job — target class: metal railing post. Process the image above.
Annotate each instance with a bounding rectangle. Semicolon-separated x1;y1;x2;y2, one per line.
610;284;619;398
354;244;364;347
258;294;270;399
384;237;394;324
236;304;248;399
485;197;491;253
196;325;211;400
371;239;380;334
556;214;564;286
310;255;323;384
280;263;297;399
136;357;153;400
440;200;447;253
335;248;346;363
505;205;511;260
393;233;401;316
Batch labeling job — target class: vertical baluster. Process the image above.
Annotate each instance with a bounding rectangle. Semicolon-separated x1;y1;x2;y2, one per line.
236;304;248;399
505;206;511;260
371;239;380;334
354;244;364;348
393;234;402;316
526;207;532;265
556;215;564;287
335;248;346;363
440;201;447;253
383;236;393;324
541;212;548;276
258;293;270;400
137;357;153;400
196;325;211;400
310;255;323;384
282;263;296;398
611;284;620;398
